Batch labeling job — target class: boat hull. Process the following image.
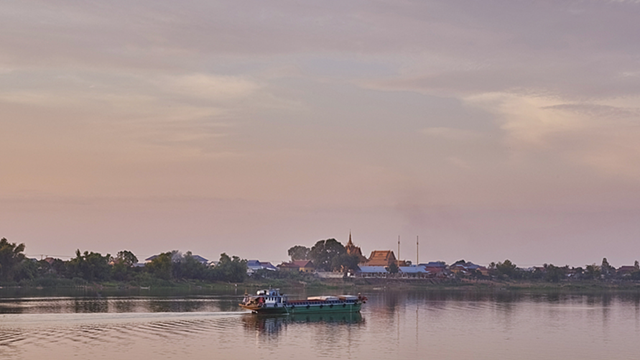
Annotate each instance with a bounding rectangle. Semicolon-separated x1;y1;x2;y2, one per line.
242;302;362;315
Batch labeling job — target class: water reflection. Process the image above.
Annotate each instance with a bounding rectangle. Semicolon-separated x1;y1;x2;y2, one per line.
74;298;109;313
242;313;364;336
2;289;640;360
0;296;230;314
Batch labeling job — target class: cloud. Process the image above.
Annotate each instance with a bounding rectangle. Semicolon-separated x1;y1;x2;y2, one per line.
463;92;640;180
160;74;261;100
540;103;640;119
0;68;266;162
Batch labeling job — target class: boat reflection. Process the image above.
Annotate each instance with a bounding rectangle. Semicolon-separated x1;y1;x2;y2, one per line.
242;312;364;336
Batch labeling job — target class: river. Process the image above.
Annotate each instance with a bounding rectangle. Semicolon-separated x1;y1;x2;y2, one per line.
1;287;639;359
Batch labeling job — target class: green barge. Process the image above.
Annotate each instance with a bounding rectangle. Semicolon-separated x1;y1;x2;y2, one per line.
239;289;366;314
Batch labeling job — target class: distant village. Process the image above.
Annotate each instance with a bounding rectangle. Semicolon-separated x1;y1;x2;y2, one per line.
239;234;640;282
134;234;487;280
247;233;468;279
2;234;640;286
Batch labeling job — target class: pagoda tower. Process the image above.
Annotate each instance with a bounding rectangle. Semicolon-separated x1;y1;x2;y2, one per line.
345;232;367;263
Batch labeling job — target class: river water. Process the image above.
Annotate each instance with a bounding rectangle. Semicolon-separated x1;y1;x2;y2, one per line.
1;288;639;359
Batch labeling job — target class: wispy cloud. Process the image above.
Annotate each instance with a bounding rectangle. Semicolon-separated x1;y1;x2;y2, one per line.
159;74;261;100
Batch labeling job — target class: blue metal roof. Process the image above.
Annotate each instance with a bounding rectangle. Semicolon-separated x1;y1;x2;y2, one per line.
419;261;446;268
358;266;389;273
190;255;209;264
399;266;428;273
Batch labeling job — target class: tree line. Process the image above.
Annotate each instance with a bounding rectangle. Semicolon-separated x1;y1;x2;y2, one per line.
460;258;640;282
0;237;247;286
287;238;361;273
5;236;640;286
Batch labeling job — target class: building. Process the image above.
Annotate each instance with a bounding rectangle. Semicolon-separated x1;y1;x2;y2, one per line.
419;261;446;275
618;266;638;276
450;261;488;276
278;260;316;273
399;265;429;278
145;253;208;265
247;260;278;275
190;255;209;265
420;261;446;268
365;250;397;267
357;266;389;277
345;232;368;263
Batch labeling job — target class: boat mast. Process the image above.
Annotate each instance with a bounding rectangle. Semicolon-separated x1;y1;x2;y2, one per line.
416;235;419;265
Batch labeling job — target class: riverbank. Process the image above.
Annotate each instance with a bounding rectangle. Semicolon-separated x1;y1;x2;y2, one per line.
4;276;640;294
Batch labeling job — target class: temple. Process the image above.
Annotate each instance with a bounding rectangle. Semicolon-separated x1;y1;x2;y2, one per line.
364;250;397;267
345;232;368;263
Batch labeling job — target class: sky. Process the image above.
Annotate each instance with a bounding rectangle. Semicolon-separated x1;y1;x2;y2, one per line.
1;0;640;267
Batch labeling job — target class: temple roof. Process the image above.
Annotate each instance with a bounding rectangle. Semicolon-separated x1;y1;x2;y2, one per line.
366;250;397;266
346;231;354;247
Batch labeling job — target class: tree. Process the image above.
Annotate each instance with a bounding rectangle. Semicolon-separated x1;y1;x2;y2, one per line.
635;260;639;271
215;253;247;282
496;259;517;278
0;238;26;282
585;264;601;279
387;261;399;274
309;239;345;271
544;264;565;282
110;250;139;281
145;252;173;280
601;258;613;277
15;258;39;282
178;251;207;280
288;245;311;261
331;253;361;273
114;250;138;267
68;250;111;282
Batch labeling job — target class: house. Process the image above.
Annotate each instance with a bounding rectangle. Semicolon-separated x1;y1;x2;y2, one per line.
476;266;490;276
247;260;278;275
450;264;466;274
618;266;638;276
189;255;208;265
145;253;208;265
419;261;447;276
420;261;446;268
365;250;397;267
278;260;315;273
450;261;487;276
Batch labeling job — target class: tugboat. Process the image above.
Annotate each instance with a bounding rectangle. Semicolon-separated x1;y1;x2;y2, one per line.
239;289;367;314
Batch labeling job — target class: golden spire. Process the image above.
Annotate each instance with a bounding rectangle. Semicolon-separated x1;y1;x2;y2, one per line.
347;231;354;246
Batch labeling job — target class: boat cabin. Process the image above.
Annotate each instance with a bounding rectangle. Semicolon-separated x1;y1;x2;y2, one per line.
254;289;286;308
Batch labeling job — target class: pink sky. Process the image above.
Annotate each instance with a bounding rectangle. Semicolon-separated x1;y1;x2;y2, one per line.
1;1;640;267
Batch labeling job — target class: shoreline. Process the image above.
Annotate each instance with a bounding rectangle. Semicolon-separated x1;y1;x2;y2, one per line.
3;277;640;294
